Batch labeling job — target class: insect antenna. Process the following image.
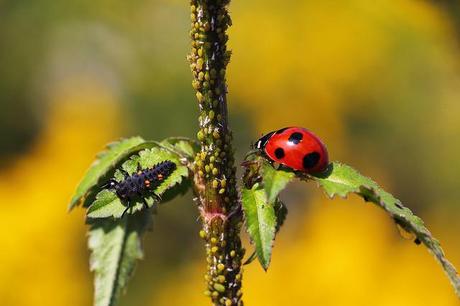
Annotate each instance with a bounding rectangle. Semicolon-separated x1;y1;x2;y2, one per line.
100;179;116;189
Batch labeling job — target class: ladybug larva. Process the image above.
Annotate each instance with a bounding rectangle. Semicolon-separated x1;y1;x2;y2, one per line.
255;127;329;173
104;160;177;216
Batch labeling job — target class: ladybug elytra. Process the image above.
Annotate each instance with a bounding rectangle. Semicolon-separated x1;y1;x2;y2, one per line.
255;127;329;173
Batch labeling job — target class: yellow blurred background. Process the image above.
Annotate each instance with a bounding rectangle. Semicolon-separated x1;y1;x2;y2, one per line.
1;0;460;305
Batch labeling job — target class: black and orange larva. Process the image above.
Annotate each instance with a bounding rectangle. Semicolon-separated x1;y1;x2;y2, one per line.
104;160;176;216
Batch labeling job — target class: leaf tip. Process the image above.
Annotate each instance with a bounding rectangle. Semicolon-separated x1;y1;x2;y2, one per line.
260;257;271;271
67;197;81;212
67;203;76;213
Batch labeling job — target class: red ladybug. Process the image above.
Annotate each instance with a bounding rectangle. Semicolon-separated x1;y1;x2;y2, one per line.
255;127;329;173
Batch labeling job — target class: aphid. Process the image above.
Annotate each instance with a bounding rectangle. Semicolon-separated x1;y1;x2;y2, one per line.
104;160;177;216
255;127;329;173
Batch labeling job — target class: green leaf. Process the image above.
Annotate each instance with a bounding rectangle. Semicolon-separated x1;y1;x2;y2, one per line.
312;162;460;297
88;209;151;306
243;198;288;267
69;137;146;210
242;186;276;270
262;162;295;203
241;156;295;269
70;138;190;211
86;190;129;219
87;147;189;219
160;137;199;159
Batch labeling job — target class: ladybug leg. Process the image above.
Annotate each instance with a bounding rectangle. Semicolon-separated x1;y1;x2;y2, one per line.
121;195;136;218
142;197;149;209
294;170;309;180
152;192;162;203
240;160;256;167
121;202;131;218
134;191;149;210
243;149;259;160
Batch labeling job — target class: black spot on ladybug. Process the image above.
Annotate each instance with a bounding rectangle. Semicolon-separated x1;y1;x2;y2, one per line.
303;152;320;169
288;132;303;145
414;238;421;245
274;148;285;159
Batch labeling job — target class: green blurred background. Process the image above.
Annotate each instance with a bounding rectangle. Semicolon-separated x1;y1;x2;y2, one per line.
1;0;460;305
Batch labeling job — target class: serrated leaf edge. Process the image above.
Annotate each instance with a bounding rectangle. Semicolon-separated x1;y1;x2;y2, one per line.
311;162;460;298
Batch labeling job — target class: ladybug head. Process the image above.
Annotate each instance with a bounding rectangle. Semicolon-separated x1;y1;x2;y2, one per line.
101;179;118;190
254;131;275;151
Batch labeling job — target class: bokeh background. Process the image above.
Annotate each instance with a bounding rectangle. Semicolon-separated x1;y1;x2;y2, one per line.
1;0;460;305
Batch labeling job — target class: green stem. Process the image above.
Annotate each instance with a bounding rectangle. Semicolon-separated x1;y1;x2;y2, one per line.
188;0;244;305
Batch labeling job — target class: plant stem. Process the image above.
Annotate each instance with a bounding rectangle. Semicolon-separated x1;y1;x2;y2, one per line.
188;0;244;305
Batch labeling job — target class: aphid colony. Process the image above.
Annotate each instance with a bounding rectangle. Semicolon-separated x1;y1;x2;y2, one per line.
103;126;328;217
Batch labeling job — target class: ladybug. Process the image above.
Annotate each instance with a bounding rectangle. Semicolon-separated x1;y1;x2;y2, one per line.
255;127;329;173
